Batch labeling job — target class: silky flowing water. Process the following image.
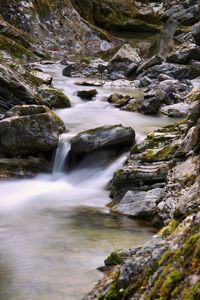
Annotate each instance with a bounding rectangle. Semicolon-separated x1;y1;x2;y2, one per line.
0;64;177;300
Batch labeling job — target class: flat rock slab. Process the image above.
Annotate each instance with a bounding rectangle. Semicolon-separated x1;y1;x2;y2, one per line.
160;103;191;117
113;188;163;218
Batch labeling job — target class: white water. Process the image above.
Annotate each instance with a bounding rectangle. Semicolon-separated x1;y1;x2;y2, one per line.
52;135;71;175
0;64;176;300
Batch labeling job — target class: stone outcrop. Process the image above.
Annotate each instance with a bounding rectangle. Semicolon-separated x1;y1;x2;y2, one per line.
0;105;65;156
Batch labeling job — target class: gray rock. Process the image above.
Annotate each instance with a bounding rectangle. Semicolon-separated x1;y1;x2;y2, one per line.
139;89;165;114
107;44;141;78
140;63;200;81
107;93;131;108
112;160;169;198
77;89;98;100
0;105;65;156
113;188;163;218
167;43;200;64
37;86;71;109
160;103;190;117
71;125;135;156
137;55;163;74
192;21;200;45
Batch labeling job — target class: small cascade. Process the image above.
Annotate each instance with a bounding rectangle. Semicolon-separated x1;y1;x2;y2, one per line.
52;135;71;175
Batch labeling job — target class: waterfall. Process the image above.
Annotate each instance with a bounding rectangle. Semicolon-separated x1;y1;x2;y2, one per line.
52;135;71;175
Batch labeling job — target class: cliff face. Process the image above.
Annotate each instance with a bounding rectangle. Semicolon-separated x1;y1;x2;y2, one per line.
0;0;108;55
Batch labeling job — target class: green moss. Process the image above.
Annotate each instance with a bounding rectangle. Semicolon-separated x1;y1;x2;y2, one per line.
160;271;184;296
48;88;71;108
104;272;122;300
142;144;177;162
182;234;199;256
0;34;36;61
104;251;123;266
183;282;200;300
25;71;45;87
159;220;179;238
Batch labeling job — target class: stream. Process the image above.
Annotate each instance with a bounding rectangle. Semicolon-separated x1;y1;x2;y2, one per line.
0;64;177;300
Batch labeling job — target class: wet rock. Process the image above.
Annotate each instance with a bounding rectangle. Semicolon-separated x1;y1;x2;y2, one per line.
160;103;191;118
37;85;71;109
121;99;138;112
136;55;164;74
107;93;131;108
30;70;52;85
77;89;98;100
0;105;65;156
107;44;141;79
167;43;200;64
71;125;135;156
139;89;165;115
112;188;163;218
192;21;200;45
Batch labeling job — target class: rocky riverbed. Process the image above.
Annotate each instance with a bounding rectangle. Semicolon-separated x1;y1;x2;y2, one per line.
0;0;199;299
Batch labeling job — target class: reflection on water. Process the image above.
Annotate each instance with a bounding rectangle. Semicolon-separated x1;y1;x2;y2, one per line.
113;22;176;59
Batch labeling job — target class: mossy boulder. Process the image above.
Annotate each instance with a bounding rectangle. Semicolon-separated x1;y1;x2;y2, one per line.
37;86;71;109
71;125;135;156
0;105;65;156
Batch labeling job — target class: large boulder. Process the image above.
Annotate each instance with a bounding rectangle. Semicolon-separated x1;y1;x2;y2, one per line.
0;105;65;156
71;125;135;156
107;44;141;79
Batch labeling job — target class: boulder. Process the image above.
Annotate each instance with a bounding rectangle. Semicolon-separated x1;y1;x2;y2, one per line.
107;44;141;79
112;188;163;218
71;125;135;156
0;105;65;156
37;86;71;109
77;89;98;100
160;103;191;118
